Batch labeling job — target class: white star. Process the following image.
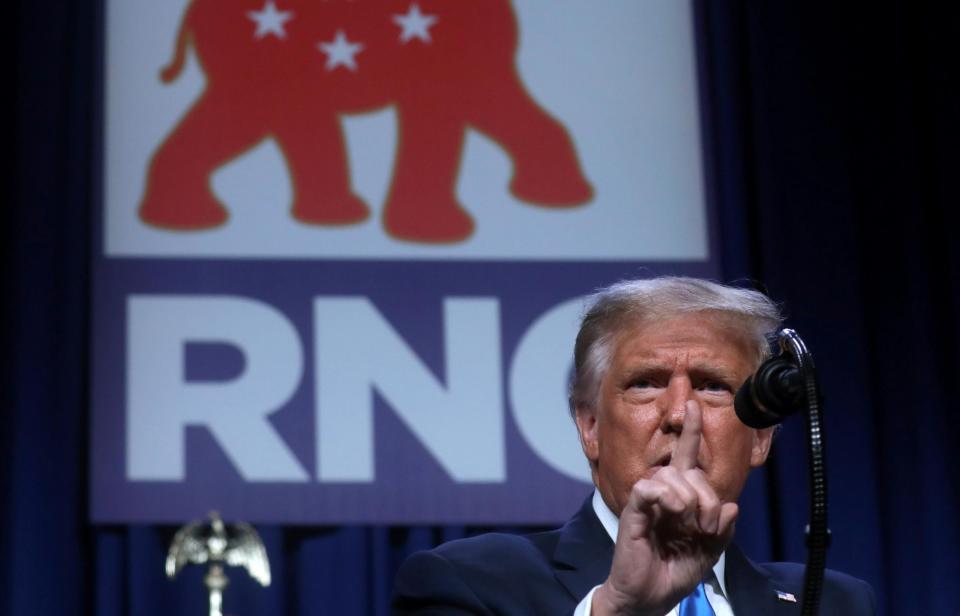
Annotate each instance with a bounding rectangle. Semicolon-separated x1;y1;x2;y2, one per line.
247;0;294;40
393;3;438;44
318;30;364;71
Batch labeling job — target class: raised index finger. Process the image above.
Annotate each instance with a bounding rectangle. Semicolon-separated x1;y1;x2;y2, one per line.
672;399;703;471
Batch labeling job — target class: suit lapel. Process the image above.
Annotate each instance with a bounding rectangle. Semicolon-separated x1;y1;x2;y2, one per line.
551;496;615;601
725;544;802;614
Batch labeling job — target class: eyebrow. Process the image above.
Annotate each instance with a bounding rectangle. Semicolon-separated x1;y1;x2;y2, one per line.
618;359;740;383
687;365;741;384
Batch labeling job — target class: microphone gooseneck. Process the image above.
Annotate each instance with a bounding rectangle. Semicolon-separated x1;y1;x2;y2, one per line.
734;328;828;616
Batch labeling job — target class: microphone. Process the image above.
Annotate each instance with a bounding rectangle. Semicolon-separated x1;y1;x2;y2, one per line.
734;327;831;615
734;340;807;428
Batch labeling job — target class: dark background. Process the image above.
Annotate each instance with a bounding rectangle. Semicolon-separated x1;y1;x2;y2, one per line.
4;1;959;614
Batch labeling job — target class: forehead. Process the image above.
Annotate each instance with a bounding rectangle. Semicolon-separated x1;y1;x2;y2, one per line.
609;312;756;368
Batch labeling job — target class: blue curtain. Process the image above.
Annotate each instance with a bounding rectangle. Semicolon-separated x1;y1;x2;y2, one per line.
5;1;958;614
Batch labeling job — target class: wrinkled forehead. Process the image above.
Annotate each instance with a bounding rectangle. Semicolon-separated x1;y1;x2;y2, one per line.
611;310;763;370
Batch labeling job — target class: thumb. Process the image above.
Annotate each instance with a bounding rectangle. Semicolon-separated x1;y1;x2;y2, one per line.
717;502;739;544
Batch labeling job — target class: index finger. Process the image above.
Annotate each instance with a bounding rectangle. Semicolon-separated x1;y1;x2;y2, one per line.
672;399;703;471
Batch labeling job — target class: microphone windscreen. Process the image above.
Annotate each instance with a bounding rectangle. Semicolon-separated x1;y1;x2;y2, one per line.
734;373;787;429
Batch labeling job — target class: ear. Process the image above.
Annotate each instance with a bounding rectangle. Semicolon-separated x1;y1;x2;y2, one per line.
575;405;600;465
749;426;775;468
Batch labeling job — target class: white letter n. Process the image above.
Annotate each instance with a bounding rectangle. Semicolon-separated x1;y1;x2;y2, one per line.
314;297;504;482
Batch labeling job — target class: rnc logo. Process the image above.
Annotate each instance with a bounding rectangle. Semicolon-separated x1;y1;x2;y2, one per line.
94;0;713;524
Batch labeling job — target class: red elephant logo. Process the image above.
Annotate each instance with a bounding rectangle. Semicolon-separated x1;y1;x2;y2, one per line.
139;0;593;243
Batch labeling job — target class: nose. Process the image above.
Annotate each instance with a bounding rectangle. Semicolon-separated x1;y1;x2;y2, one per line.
659;375;694;434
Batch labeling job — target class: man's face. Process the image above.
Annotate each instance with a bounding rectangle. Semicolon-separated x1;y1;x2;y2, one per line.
575;312;774;516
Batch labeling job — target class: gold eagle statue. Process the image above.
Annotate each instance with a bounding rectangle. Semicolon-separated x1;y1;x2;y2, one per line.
166;511;270;616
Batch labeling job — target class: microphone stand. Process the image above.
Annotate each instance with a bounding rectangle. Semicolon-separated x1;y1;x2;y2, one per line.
777;329;829;616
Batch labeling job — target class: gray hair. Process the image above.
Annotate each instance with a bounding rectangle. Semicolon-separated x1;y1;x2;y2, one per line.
568;276;783;417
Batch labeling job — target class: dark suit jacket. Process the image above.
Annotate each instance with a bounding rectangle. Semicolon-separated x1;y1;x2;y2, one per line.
392;497;875;615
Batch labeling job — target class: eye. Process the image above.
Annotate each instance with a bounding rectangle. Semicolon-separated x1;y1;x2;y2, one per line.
623;370;668;394
628;378;656;390
697;380;732;394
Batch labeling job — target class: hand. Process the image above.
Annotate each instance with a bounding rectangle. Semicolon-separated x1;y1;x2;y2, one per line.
592;399;738;616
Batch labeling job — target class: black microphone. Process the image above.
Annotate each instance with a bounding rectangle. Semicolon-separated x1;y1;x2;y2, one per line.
734;327;831;615
734;354;806;428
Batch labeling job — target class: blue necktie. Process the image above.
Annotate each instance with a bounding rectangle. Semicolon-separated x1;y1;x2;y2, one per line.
677;581;716;616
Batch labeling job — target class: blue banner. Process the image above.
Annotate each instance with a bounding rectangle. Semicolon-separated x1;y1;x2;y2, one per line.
92;0;717;523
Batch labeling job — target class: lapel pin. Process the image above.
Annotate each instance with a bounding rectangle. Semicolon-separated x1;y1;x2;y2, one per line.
775;590;798;603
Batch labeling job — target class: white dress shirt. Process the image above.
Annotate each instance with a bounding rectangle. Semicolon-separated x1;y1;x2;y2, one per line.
573;489;734;616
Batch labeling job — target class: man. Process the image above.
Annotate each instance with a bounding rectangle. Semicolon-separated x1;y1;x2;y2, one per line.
392;277;875;614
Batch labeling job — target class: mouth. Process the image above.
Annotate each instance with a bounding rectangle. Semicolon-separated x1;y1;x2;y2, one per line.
654;452;672;467
650;452;706;472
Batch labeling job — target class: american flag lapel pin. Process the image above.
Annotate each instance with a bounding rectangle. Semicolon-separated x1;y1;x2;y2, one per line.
775;590;798;603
